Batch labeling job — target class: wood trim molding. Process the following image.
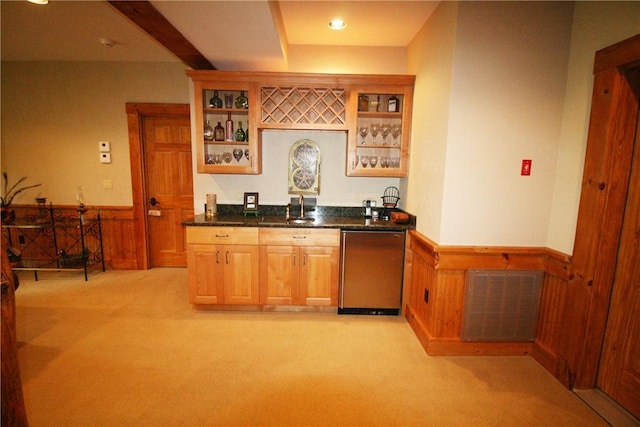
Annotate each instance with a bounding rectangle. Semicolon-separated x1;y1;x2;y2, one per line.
125;103;190;270
406;306;534;356
408;229;571;276
593;33;640;74
186;70;416;87
561;33;640;389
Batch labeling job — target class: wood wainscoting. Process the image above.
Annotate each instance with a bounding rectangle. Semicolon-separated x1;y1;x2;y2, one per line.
404;229;571;363
98;206;138;270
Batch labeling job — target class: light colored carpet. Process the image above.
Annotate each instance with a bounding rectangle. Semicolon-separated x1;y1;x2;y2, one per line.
14;268;606;427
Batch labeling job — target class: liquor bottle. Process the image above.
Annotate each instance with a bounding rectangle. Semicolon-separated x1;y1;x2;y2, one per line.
235;121;246;142
225;113;234;141
388;95;399;113
204;120;214;141
214;121;225;141
235;91;248;109
209;91;222;108
358;95;369;111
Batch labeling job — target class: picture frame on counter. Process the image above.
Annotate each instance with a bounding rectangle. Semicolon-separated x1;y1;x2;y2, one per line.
243;192;259;215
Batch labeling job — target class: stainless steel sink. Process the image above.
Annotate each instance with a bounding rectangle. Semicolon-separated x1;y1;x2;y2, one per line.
287;217;315;224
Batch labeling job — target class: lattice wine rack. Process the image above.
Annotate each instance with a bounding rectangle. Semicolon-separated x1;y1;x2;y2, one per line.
260;86;347;126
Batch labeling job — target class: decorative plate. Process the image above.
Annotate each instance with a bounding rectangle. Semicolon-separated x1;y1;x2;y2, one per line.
288;139;320;195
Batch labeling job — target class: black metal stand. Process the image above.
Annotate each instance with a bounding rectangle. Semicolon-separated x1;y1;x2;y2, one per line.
1;203;105;281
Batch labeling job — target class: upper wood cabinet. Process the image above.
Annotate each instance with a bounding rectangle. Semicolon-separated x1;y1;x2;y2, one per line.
188;74;261;174
347;82;414;177
187;71;414;177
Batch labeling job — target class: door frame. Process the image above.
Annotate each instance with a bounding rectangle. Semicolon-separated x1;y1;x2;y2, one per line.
561;34;640;389
126;103;191;270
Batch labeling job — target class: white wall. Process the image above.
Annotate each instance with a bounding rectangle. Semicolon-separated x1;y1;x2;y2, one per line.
405;1;459;242
287;45;406;75
440;1;574;246
1;61;190;206
406;0;640;252
546;1;640;254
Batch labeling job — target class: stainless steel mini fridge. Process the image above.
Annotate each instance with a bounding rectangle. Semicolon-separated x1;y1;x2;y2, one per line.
339;231;405;315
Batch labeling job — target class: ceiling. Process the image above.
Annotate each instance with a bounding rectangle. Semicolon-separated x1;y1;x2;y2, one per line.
1;0;438;71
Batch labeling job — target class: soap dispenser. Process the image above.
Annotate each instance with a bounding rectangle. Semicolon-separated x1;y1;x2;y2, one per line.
363;199;373;218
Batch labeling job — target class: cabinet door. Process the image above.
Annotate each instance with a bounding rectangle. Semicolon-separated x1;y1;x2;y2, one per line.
299;247;339;306
260;245;299;305
187;244;224;304
191;79;261;175
347;85;413;177
223;244;260;304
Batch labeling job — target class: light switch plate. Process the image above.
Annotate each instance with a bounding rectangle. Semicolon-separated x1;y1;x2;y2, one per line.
99;141;111;152
100;152;111;164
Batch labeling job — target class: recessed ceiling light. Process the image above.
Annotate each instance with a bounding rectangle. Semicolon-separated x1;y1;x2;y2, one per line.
328;19;346;30
28;0;49;4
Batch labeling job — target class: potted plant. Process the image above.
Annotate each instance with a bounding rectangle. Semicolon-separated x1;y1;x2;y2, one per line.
1;173;42;223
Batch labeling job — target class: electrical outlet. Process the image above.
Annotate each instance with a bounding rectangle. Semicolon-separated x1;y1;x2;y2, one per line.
103;179;113;189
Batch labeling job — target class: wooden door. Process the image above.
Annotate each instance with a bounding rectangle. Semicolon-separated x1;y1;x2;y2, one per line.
299;247;339;306
223;245;260;304
596;111;640;419
187;244;223;305
260;245;298;305
144;115;193;267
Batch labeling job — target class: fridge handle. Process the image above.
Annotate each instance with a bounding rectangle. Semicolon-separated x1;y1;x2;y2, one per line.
339;231;347;308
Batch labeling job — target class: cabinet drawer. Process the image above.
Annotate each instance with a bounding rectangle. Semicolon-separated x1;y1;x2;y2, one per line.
186;227;259;245
259;228;340;247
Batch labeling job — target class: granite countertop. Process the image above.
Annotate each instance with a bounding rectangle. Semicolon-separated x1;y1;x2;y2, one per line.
182;204;415;231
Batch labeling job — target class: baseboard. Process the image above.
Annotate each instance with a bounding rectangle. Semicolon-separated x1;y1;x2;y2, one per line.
574;388;640;427
406;305;533;356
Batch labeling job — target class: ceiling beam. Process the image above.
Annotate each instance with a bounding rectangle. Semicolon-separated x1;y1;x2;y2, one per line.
107;0;215;70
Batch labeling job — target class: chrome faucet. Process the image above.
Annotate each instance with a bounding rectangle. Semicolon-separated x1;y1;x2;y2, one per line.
298;194;304;218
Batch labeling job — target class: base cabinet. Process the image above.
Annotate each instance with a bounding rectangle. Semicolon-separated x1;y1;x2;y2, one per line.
187;244;223;304
186;227;259;305
259;228;340;307
260;245;339;306
260;245;298;305
299;247;339;306
186;226;340;308
187;244;259;305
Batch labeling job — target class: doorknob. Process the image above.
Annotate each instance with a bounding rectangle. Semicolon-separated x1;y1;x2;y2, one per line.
149;197;159;206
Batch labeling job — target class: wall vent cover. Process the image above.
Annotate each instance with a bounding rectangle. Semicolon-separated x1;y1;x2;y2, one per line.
461;270;543;342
